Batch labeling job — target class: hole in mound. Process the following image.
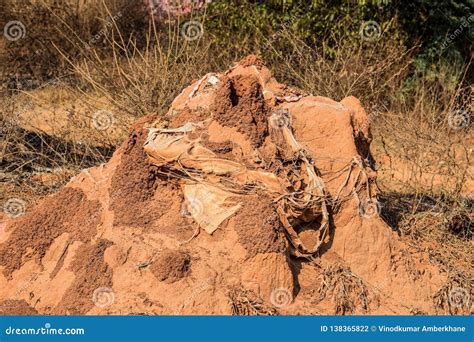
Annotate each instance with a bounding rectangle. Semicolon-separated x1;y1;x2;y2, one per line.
150;249;191;283
0;187;102;278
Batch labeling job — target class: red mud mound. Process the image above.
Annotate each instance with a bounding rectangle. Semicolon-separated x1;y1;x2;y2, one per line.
0;56;467;315
150;249;191;283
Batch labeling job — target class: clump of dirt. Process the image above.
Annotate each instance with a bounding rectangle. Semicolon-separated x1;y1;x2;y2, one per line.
233;195;287;257
0;299;38;315
210;74;268;147
150;249;191;283
0;187;102;278
55;239;113;314
109;128;181;228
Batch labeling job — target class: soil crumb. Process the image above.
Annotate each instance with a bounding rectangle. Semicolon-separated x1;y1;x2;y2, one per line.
0;187;102;278
150;249;191;283
233;195;287;257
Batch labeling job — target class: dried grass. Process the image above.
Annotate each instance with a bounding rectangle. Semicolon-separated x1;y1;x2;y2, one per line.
316;264;370;315
228;287;278;316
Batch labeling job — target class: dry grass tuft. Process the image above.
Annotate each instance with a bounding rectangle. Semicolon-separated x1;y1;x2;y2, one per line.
228;288;278;316
316;264;370;315
433;275;473;315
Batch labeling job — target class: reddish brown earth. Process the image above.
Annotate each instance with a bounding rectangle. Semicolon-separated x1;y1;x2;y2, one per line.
0;56;466;315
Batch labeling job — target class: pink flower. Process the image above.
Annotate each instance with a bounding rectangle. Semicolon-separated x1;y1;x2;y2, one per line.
144;0;211;20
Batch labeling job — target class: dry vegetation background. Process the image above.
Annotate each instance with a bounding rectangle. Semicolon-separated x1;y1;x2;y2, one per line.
0;0;472;310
